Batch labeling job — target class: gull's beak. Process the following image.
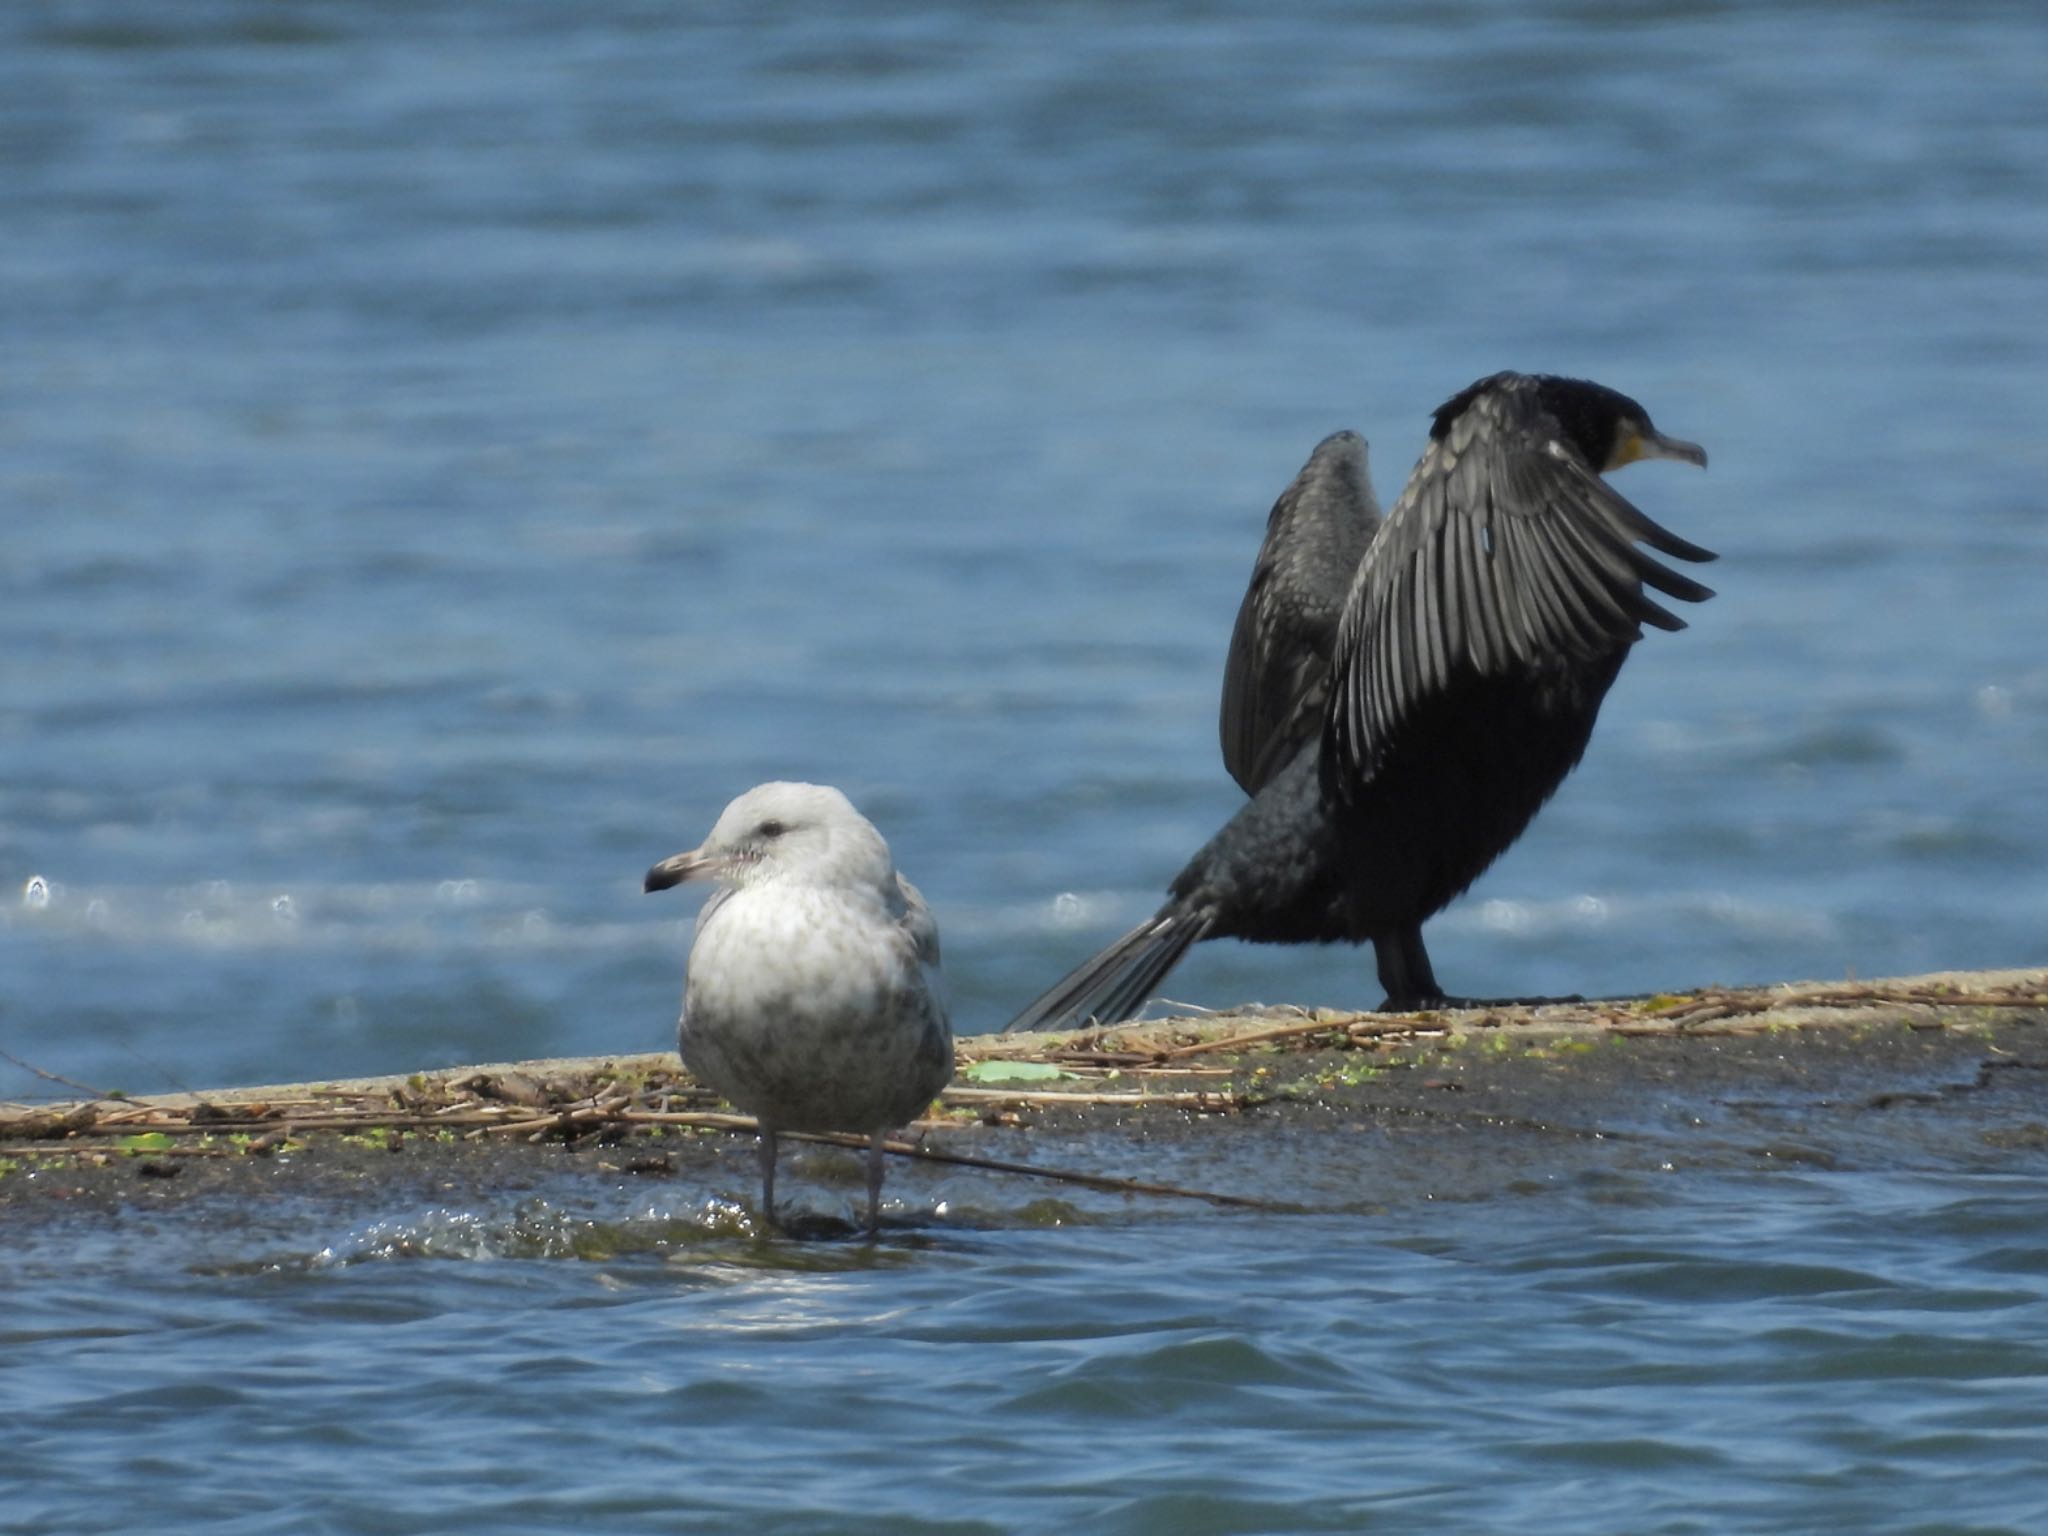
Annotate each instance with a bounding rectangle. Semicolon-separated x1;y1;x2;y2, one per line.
644;847;723;893
1629;428;1708;470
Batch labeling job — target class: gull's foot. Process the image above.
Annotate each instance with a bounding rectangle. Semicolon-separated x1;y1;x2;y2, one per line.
764;1209;906;1242
773;1209;853;1241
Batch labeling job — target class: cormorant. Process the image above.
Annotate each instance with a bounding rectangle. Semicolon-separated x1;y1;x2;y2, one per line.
1003;372;1713;1032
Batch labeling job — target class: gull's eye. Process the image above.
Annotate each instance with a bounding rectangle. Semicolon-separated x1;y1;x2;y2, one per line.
756;819;787;839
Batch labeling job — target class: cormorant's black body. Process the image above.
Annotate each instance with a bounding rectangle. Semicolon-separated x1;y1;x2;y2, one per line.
1004;373;1714;1033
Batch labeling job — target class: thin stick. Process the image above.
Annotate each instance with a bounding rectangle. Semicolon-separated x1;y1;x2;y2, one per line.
617;1110;1289;1211
864;1136;1289;1210
956;1058;1237;1078
0;1048;132;1104
939;1086;1226;1107
1610;1025;1769;1039
1039;1048;1171;1068
1;1142;229;1158
0;1110;521;1138
117;1043;197;1097
89;1106;176;1128
1154;1015;1386;1060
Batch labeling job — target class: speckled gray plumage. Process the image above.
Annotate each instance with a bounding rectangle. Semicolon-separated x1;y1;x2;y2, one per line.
646;782;953;1228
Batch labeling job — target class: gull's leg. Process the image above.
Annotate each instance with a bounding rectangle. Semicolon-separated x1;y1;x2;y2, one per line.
864;1130;887;1236
757;1128;779;1230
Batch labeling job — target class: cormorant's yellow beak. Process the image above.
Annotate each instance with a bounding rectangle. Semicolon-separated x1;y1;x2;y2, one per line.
1616;429;1708;470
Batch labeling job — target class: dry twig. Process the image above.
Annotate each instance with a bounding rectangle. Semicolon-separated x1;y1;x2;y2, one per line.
618;1111;1287;1210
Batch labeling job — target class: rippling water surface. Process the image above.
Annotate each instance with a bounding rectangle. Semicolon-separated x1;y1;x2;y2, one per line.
3;1;2047;1529
9;1160;2048;1534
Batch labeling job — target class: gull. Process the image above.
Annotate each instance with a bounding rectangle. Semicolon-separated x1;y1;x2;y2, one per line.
645;782;954;1232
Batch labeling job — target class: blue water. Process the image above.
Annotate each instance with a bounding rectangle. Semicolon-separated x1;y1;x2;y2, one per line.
8;1156;2048;1534
4;0;2048;1529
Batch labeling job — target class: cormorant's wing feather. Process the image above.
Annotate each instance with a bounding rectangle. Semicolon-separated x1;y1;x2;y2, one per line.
1613;502;1716;565
1325;394;1716;787
1220;432;1380;796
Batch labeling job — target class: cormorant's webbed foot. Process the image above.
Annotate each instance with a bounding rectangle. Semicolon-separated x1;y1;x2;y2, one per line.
1376;992;1447;1013
1374;991;1587;1014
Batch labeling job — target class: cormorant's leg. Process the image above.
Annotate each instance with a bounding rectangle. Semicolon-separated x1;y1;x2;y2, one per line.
756;1129;779;1231
1373;926;1445;1011
1373;926;1585;1011
864;1130;887;1236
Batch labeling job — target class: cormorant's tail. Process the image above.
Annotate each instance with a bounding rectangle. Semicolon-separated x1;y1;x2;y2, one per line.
1000;904;1214;1035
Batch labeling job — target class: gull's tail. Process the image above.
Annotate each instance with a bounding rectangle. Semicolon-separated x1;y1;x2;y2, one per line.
1000;903;1215;1035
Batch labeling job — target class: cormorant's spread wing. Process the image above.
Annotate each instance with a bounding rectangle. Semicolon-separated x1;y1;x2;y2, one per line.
1220;431;1381;795
1324;396;1715;786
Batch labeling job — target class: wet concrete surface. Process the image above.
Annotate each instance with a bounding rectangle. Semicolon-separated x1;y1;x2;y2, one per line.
7;975;2046;1258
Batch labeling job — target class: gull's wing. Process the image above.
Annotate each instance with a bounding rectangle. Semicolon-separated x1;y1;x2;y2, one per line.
1219;431;1381;795
1323;385;1715;790
894;874;942;973
890;873;954;1101
891;874;949;1020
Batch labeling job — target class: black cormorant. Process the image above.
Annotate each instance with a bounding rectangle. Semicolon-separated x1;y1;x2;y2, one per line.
1003;372;1714;1032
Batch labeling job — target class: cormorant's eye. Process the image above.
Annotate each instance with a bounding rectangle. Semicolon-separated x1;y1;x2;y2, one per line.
756;819;786;839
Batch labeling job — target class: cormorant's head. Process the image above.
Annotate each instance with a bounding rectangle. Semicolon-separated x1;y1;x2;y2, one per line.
1538;376;1708;474
1430;372;1708;476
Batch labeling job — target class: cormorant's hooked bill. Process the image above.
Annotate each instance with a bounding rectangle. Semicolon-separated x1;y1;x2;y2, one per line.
1005;372;1715;1034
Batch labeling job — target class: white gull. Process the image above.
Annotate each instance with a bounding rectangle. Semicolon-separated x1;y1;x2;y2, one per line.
645;782;954;1232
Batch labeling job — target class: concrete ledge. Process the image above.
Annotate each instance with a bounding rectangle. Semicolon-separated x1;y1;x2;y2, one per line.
3;967;2044;1226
